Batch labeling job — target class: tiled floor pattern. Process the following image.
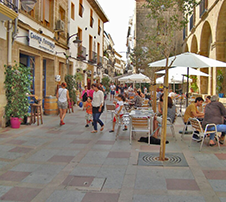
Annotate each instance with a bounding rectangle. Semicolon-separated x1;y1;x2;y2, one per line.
0;105;225;202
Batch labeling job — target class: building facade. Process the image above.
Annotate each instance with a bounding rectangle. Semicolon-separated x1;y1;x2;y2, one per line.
0;0;108;127
183;0;226;95
68;0;108;89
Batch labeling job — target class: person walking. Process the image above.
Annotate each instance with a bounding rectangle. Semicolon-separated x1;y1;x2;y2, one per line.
81;86;89;109
91;84;105;133
56;82;70;126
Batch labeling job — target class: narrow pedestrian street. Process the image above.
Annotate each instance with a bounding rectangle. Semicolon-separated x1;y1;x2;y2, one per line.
0;100;225;202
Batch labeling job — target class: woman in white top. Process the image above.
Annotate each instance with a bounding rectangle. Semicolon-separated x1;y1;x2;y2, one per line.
56;82;70;126
91;83;105;133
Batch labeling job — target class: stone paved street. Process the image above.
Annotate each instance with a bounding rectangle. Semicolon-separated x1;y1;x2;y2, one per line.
0;103;226;202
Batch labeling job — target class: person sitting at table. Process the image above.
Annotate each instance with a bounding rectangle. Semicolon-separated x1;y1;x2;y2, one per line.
153;96;176;138
131;90;143;108
184;97;204;141
158;93;164;116
202;95;226;146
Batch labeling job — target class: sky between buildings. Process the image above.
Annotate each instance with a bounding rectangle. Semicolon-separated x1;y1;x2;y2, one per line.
97;0;135;60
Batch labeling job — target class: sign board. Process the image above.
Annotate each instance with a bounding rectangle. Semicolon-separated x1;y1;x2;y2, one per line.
28;30;55;54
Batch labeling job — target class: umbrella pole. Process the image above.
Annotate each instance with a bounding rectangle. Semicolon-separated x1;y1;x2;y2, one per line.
186;67;189;107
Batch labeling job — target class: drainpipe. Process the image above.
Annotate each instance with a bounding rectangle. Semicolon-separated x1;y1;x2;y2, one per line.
7;20;13;66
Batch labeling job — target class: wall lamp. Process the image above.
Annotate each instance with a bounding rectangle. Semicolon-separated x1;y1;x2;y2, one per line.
67;33;82;45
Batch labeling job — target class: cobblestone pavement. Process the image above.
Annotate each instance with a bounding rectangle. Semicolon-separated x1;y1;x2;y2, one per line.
0;101;226;202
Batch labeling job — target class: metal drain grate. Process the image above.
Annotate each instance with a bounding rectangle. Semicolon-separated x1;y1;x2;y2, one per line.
142;154;182;164
138;152;188;167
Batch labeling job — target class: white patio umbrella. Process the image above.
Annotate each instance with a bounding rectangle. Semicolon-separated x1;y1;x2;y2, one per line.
156;74;192;84
149;52;226;68
155;66;209;77
118;73;151;83
149;52;226;106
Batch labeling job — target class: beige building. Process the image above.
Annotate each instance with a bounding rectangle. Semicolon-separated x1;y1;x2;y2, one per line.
0;0;108;127
183;0;226;95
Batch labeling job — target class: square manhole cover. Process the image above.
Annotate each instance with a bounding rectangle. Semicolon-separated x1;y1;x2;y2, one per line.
138;152;188;167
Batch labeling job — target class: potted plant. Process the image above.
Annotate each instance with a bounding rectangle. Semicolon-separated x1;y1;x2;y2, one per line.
217;69;224;97
4;63;31;128
65;74;77;106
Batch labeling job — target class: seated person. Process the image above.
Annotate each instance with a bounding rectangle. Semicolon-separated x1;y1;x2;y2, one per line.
184;97;204;141
202;95;226;146
153;96;176;138
158;93;164;115
130;90;143;107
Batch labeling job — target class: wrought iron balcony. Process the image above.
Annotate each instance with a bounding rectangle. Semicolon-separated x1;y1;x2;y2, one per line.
88;50;97;64
0;0;18;20
97;56;103;67
77;45;86;61
0;0;18;12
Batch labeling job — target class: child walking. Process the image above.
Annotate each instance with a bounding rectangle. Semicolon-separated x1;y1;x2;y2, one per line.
109;94;127;132
84;97;93;127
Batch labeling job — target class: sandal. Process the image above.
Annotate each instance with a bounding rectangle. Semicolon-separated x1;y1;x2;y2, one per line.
91;130;97;133
109;130;114;133
100;125;104;131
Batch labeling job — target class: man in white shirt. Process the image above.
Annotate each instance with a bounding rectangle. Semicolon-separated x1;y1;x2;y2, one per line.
110;82;116;101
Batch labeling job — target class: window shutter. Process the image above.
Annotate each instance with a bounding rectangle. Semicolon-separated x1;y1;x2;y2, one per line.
45;0;50;22
41;0;44;21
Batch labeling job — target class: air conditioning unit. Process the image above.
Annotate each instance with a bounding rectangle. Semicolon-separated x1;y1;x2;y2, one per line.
56;20;65;31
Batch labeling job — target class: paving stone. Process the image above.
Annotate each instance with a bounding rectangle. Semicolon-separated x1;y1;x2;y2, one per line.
46;190;85;202
27;149;58;162
0;171;31;181
203;170;226;180
80;151;109;165
48;155;75;163
107;151;131;158
22;164;65;184
0;186;13;198
9;146;33;153
0;187;41;202
81;192;119;202
166;179;200;190
208;180;226;192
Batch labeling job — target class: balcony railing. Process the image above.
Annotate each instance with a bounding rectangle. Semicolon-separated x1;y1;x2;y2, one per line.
77;45;86;61
0;0;18;13
88;50;97;64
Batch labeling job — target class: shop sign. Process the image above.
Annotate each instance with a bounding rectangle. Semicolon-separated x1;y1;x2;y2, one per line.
28;30;55;54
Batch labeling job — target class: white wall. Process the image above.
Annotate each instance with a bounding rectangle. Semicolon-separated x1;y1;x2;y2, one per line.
69;0;104;65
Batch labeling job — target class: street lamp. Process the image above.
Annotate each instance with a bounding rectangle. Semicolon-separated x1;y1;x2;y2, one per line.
66;33;82;74
67;33;82;45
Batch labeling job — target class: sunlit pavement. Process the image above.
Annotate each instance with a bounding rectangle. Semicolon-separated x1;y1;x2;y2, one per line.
0;100;225;202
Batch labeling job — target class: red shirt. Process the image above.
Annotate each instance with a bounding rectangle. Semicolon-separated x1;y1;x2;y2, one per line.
85;102;92;114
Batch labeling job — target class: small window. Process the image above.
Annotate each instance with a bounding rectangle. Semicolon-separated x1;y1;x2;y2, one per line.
71;3;75;20
98;19;101;35
41;0;52;27
79;0;84;17
90;9;94;27
59;6;65;21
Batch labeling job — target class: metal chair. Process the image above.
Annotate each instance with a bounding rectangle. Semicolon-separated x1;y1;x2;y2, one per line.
129;115;151;144
189;118;220;151
105;104;115;122
115;113;130;140
154;115;177;141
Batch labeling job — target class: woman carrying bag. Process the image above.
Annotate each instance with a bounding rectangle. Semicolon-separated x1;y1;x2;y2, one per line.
91;84;105;133
56;82;70;126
